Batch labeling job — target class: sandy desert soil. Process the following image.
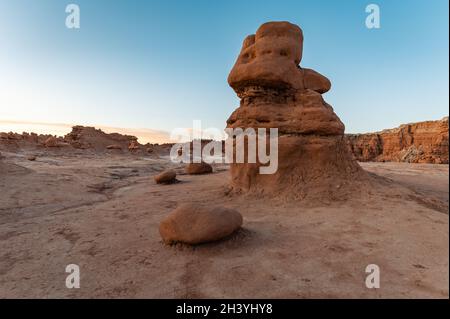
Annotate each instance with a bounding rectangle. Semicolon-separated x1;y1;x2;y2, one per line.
0;152;448;298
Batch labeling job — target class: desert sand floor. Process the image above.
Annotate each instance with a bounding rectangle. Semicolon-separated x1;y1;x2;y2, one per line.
0;152;448;298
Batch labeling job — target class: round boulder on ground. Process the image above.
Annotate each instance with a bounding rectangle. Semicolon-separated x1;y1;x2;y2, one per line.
159;204;243;245
154;169;177;184
185;162;213;175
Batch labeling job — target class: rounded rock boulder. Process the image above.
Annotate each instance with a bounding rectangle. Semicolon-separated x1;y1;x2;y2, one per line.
185;162;213;175
154;169;177;184
159;204;243;245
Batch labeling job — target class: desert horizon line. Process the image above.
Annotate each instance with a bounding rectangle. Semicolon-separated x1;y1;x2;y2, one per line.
0;116;448;145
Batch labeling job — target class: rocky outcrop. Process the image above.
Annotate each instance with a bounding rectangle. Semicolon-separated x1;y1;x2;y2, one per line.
0;126;165;155
346;117;449;164
226;21;366;198
64;126;138;151
0;132;55;150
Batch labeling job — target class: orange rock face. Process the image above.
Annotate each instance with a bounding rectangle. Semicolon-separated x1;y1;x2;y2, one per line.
347;117;449;164
226;21;365;198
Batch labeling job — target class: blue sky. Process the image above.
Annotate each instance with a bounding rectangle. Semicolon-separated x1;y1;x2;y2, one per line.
0;0;448;141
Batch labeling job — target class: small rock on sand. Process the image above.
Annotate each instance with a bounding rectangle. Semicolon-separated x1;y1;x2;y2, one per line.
154;169;177;184
185;162;213;175
159;204;243;245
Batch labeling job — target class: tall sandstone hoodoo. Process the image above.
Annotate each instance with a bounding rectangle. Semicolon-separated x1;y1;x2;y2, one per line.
226;21;366;198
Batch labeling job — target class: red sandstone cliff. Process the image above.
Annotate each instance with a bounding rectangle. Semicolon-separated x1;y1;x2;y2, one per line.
346;117;449;164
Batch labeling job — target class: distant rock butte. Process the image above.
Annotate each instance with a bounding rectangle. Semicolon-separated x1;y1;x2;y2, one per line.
154;169;177;184
0;125;174;155
346;117;449;164
64;126;138;151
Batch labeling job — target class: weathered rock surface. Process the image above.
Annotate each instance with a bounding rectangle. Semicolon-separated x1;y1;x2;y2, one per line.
185;162;213;175
154;169;177;184
159;204;243;245
346;117;449;164
226;21;366;198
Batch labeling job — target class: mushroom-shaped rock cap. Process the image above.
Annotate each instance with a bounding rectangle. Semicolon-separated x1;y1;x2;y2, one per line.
228;21;330;94
256;21;304;65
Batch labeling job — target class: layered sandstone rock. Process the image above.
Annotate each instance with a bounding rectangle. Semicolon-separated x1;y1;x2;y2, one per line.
226;21;365;198
0;126;176;157
346;117;449;164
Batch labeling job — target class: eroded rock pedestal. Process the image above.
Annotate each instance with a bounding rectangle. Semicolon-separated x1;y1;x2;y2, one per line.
226;21;365;198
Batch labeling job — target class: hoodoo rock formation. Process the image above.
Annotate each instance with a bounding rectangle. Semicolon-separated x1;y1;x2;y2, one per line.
226;21;366;198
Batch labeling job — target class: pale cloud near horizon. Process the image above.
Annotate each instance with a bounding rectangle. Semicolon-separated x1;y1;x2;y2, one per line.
0;120;173;144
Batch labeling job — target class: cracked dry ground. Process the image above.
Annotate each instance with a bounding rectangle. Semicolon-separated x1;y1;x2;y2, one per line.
0;154;448;298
